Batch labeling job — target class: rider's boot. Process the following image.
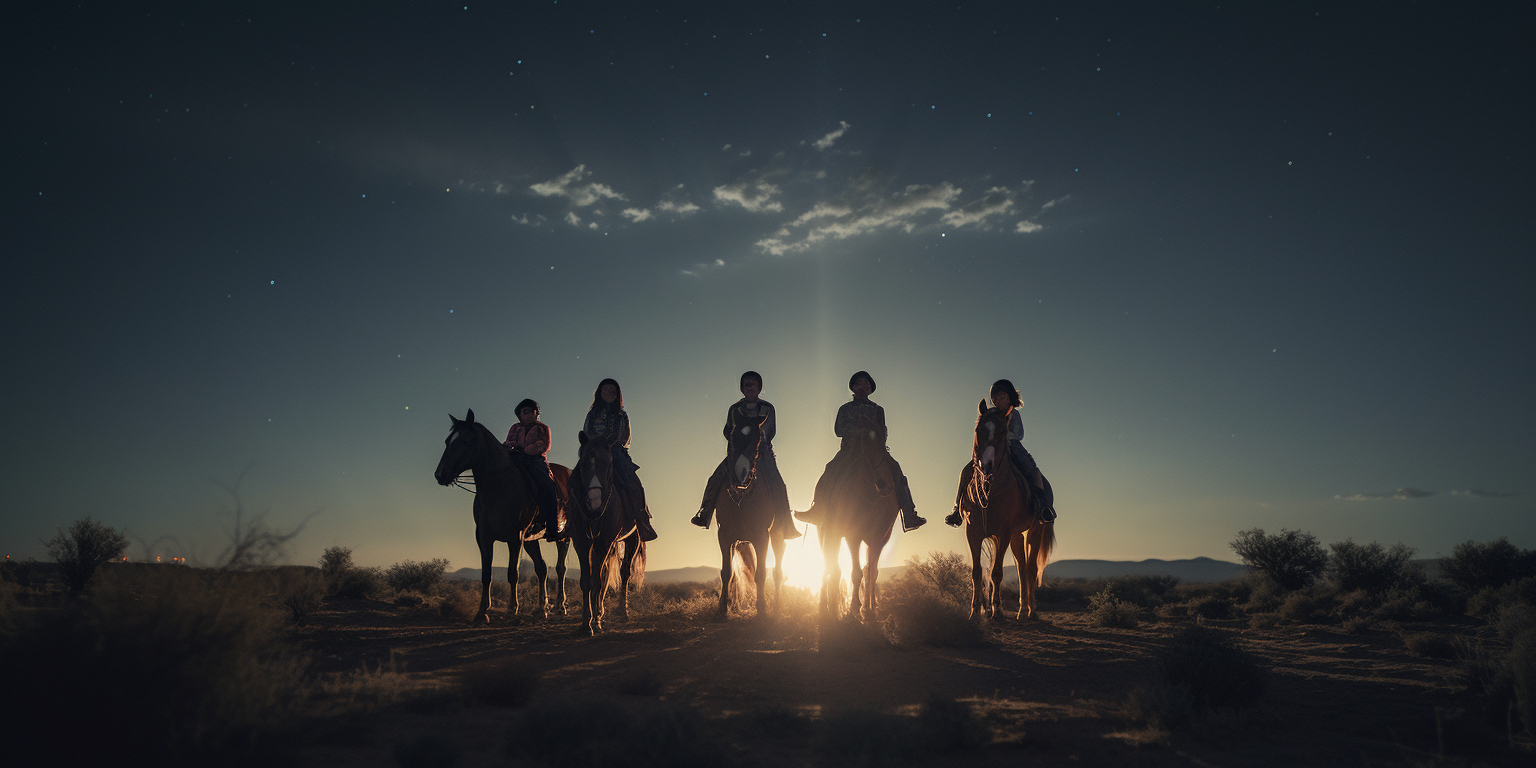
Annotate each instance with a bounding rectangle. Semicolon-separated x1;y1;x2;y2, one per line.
690;506;713;529
898;476;926;531
944;505;963;528
774;508;802;540
795;504;823;526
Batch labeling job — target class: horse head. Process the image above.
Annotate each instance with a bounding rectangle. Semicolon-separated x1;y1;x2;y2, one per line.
576;430;616;517
435;409;486;486
973;401;1010;476
727;413;768;490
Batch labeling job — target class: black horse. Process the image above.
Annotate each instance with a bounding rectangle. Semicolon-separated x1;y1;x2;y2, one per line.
567;431;648;635
707;412;788;620
434;410;571;622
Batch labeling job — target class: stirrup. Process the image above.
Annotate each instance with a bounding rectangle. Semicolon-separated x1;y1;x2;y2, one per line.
944;511;963;528
902;512;926;532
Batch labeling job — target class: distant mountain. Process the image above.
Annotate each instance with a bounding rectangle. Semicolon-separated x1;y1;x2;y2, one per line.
1044;557;1248;583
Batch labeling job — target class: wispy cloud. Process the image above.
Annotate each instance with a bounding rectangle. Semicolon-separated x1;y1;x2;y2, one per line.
1450;489;1519;498
621;208;652;222
713;180;784;213
680;258;727;277
657;200;701;216
530;165;626;207
812;121;851;150
1334;488;1436;501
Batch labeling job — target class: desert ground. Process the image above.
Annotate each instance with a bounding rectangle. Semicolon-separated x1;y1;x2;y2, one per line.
286;573;1531;768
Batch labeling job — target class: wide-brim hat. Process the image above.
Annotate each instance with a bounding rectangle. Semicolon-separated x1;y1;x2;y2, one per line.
848;370;876;392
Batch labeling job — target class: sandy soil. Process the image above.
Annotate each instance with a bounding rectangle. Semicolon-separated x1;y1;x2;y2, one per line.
291;584;1529;768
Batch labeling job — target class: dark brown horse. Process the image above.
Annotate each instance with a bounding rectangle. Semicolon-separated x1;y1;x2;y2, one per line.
568;431;648;635
955;402;1056;619
813;426;900;622
709;412;788;620
434;410;571;622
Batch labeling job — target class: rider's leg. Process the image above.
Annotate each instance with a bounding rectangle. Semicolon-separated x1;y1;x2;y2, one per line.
796;457;838;525
888;456;926;531
692;459;728;528
945;463;971;527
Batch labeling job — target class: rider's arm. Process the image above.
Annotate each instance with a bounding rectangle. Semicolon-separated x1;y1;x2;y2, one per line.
761;402;776;444
1008;409;1024;443
616;410;632;447
834;402;851;438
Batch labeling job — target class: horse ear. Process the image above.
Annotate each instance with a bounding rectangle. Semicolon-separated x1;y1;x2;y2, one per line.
449;414;460;425
466;409;476;423
978;400;987;416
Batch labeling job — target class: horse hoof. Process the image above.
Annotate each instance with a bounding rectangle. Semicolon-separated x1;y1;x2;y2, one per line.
476;613;490;625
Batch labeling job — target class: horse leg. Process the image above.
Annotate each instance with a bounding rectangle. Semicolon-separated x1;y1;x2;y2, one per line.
770;532;786;614
866;539;889;622
967;528;986;620
525;540;549;619
554;539;570;615
989;535;1007;620
820;531;841;618
846;538;864;623
618;538;638;622
576;539;595;636
716;534;733;621
475;528;494;624
752;535;770;618
591;539;612;633
1021;526;1043;619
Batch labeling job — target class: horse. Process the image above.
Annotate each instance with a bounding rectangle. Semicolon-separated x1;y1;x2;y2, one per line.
709;412;788;620
434;410;571;623
567;431;648;635
955;401;1056;619
813;426;901;622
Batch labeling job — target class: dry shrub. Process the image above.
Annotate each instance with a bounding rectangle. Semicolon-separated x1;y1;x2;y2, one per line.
883;591;986;647
45;516;130;596
1154;602;1189;620
315;650;413;712
461;656;540;708
1442;538;1536;594
1187;595;1235;620
394;590;430;608
1328;539;1420;597
506;697;723;768
1088;587;1140;628
438;585;481;621
385;558;450;593
0;567;308;765
1240;572;1287;612
1277;588;1336;623
628;580;718;617
330;565;387;600
1401;631;1460;659
1468;576;1536;620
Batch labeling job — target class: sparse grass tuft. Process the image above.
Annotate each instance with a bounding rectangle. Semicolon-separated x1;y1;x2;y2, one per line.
1401;631;1460;659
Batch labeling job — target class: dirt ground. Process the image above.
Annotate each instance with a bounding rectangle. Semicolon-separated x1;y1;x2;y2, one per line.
291;582;1530;768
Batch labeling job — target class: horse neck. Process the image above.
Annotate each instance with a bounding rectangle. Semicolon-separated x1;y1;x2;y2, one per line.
468;429;516;489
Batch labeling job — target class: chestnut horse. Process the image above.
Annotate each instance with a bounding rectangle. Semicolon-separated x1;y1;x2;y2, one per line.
814;427;901;622
568;431;648;635
955;402;1056;619
709;412;788;620
434;410;571;622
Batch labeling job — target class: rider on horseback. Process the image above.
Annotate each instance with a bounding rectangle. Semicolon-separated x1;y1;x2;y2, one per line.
797;371;927;532
945;379;1056;526
504;398;565;542
690;370;801;539
581;378;659;541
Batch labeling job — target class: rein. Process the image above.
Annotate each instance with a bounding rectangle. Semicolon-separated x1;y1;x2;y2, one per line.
725;424;764;503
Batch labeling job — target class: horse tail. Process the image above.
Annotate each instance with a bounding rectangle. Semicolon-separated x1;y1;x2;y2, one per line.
734;541;757;585
1035;525;1056;588
630;539;647;590
604;541;625;591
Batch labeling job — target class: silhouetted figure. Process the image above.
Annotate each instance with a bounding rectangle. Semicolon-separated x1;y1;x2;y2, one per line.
504;398;565;542
946;379;1055;527
798;371;926;532
692;370;800;539
580;378;658;541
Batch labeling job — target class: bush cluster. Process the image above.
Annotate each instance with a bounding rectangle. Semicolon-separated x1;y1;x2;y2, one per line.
1127;626;1269;729
45;517;130;596
385;558;451;594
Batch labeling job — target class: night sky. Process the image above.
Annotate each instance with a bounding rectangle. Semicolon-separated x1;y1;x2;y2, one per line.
5;2;1531;582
